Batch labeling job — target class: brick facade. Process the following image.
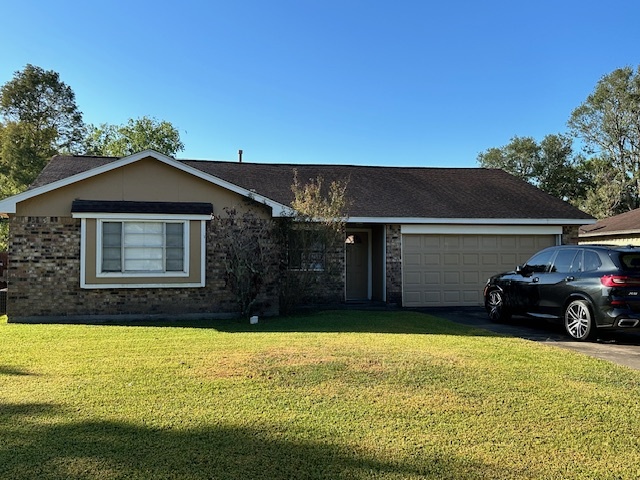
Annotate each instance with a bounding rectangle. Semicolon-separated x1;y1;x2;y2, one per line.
385;224;402;306
562;225;580;245
7;214;344;322
7;215;281;322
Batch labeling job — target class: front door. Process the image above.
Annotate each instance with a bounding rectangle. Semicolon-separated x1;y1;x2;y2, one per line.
346;231;369;300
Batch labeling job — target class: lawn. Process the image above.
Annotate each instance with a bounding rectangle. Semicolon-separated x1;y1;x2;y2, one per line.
1;310;639;479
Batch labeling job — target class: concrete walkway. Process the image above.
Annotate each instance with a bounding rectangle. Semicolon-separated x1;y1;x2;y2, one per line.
423;307;640;371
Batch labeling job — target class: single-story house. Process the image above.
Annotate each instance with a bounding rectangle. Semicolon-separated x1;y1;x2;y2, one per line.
579;208;640;245
0;149;594;322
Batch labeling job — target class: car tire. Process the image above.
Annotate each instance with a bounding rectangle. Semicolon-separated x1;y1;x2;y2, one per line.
564;299;596;341
485;289;511;323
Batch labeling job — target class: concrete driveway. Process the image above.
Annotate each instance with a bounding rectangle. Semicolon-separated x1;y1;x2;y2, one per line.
424;307;640;371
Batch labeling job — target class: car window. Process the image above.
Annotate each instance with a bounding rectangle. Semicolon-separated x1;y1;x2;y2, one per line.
619;253;640;271
550;249;580;273
583;250;602;272
525;249;555;273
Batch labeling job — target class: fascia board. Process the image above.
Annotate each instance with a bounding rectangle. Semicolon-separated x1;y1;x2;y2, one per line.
580;229;640;238
347;217;597;225
401;224;563;235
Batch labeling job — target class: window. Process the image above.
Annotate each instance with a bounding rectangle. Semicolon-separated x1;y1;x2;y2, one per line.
288;230;325;271
525;249;555;274
550;249;580;273
584;250;603;272
99;221;186;274
72;200;211;289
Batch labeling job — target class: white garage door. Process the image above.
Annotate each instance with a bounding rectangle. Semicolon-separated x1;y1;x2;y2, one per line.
402;234;557;307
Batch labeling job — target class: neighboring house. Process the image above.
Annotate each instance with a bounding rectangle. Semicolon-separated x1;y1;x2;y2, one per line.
579;208;640;245
0;150;594;322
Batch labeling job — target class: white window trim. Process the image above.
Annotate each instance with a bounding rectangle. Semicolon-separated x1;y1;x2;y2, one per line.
96;219;190;279
75;213;209;289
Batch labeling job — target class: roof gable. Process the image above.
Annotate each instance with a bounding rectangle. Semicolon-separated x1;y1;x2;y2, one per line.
0;150;289;216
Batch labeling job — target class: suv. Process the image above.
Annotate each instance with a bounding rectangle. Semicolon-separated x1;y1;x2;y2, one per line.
483;244;640;341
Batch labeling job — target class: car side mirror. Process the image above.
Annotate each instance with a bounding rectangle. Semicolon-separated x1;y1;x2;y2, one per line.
516;265;527;276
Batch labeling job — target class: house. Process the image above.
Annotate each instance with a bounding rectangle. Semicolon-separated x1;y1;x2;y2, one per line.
0;149;594;322
579;208;640;245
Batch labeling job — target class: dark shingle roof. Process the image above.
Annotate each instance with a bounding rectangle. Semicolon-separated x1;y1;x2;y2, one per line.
32;155;593;220
580;208;640;237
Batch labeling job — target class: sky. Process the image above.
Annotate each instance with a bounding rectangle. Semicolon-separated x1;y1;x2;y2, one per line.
1;0;639;167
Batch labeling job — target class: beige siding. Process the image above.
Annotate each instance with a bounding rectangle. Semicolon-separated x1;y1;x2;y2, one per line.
16;157;268;218
579;237;640;246
402;234;556;307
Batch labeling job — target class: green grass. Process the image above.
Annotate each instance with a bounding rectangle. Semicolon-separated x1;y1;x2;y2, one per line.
1;310;640;479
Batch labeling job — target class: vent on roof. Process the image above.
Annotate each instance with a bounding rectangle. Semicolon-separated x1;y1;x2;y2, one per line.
238;149;243;163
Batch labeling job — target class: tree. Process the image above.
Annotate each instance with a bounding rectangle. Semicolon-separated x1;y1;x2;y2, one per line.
568;66;640;213
573;157;630;219
477;136;539;183
0;64;85;192
84;116;184;157
213;206;279;317
477;134;586;203
278;172;350;313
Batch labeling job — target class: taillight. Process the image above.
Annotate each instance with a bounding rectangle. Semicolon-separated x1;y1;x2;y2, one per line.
601;275;640;287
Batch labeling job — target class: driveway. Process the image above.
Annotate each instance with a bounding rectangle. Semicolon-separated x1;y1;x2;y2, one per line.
424;307;640;371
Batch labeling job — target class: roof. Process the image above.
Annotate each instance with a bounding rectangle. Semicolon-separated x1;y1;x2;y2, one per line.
580;208;640;238
5;150;594;223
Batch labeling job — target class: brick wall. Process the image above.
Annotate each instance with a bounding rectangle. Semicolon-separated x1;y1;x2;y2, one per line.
0;251;7;289
562;225;580;245
385;224;402;306
7;216;281;322
279;228;345;313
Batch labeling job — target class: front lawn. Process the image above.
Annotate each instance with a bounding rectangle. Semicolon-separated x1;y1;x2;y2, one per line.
1;310;639;479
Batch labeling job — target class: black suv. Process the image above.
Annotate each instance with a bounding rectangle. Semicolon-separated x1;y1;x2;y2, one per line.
483;244;640;341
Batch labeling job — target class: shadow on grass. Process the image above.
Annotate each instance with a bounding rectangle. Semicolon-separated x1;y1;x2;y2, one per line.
0;401;516;480
0;365;35;376
91;309;498;337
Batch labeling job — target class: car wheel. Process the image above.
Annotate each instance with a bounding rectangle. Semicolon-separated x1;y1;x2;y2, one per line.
485;289;511;323
564;299;596;341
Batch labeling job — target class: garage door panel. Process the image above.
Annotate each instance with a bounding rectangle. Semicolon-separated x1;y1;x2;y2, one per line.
424;272;440;284
500;237;517;248
463;290;481;303
443;254;459;265
404;272;421;285
422;236;441;248
423;253;441;265
443;272;460;284
462;271;479;284
481;253;499;265
404;291;422;304
462;253;479;265
462;236;479;248
423;291;441;304
443;291;461;303
403;233;556;307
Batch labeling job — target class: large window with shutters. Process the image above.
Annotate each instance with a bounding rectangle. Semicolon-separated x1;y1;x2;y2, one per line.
100;221;186;274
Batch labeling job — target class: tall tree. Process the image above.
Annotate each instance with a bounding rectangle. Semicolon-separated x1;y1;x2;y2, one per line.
477;134;585;203
84;116;184;157
0;64;85;192
568;66;640;213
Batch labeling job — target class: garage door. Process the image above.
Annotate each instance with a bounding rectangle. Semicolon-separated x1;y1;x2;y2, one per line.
402;234;556;307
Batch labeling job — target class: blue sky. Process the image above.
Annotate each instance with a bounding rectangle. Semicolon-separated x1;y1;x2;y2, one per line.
2;1;639;167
